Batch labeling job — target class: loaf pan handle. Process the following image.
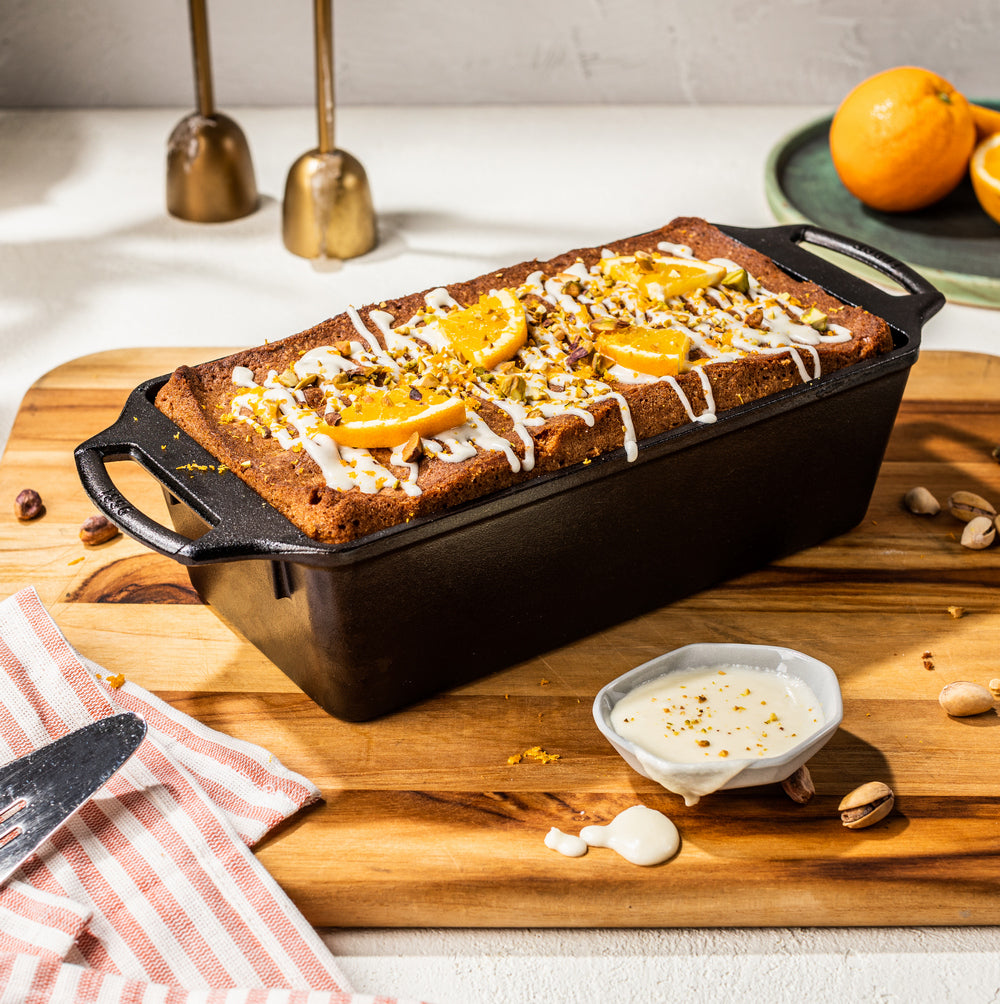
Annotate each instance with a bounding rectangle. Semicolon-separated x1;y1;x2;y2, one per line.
717;222;945;336
75;378;320;564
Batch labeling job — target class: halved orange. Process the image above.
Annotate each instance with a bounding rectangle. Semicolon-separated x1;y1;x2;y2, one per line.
971;102;1000;142
971;131;1000;225
323;387;466;448
439;289;527;369
598;255;725;300
595;326;691;377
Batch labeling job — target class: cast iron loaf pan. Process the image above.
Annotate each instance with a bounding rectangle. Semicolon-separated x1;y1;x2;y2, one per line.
75;223;944;721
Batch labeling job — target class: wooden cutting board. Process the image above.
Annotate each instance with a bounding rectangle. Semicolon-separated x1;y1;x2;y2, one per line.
1;348;999;928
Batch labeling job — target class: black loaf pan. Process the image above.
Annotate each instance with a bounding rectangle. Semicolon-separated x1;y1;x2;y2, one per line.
75;223;944;721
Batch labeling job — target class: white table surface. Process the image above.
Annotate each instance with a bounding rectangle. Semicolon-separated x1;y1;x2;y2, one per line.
1;105;998;1004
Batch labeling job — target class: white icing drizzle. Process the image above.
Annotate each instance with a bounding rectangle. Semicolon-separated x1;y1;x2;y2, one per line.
425;412;521;472
693;366;717;424
535;402;596;426
729;339;814;383
798;343;821;380
232;365;256;388
369;308;426;357
599;392;638;462
296;433;355;492
522;270;547;295
484;395;536;472
387;444;422;497
345;305;397;368
543;276;588;316
423;427;477;463
337;444;401;495
656;240;693;257
661;375;698;423
408;319;451;353
606;363;660;386
425;287;462;312
296;346;361;378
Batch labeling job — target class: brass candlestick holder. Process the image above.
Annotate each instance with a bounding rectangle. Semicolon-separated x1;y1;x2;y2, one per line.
282;0;376;260
167;0;258;222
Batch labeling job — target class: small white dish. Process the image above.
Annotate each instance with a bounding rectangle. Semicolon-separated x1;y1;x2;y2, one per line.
593;642;843;803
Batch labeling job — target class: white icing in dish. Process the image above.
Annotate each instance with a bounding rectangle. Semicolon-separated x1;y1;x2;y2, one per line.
610;664;825;806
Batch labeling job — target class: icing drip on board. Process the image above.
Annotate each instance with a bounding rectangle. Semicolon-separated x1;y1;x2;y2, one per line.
545;806;680;866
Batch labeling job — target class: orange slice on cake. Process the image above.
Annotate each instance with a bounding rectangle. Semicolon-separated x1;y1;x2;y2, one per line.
636;257;726;300
439;289;528;369
595;326;691;377
599;255;726;301
323;387;466;448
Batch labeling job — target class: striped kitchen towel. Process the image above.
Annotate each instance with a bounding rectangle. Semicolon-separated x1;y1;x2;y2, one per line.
0;587;423;1004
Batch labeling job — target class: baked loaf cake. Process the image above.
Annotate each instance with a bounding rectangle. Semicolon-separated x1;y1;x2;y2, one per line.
155;217;893;544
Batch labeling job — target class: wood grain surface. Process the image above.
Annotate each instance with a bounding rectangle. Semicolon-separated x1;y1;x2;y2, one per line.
2;348;999;928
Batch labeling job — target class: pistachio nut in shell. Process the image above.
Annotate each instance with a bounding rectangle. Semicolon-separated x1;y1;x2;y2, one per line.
903;486;940;516
838;781;894;829
781;764;815;804
947;491;996;522
938;681;995;717
961;516;995;550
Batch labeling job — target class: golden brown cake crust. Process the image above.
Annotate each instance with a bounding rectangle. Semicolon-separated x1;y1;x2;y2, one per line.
155;217;894;544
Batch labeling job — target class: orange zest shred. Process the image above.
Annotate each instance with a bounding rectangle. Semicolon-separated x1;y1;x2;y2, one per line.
507;745;561;765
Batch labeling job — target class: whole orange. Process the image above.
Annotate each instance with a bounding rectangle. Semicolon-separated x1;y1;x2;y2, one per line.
829;67;976;212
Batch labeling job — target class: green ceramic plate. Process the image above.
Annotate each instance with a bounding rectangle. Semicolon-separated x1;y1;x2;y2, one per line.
765;106;1000;308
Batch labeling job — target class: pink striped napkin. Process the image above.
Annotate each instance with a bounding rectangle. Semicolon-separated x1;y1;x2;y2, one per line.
0;587;423;1004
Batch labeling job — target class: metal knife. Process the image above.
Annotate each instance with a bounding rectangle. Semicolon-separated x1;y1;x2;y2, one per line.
0;712;147;886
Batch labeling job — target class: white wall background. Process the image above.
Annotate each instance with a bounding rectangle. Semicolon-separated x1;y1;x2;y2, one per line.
1;0;998;108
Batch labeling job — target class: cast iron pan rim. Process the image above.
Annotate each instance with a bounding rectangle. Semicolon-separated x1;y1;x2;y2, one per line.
75;221;943;566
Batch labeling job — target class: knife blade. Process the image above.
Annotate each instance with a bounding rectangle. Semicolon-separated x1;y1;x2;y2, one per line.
0;711;147;886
